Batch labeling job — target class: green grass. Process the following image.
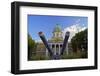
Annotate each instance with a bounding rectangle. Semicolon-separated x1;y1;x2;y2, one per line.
61;51;87;59
29;50;87;60
29;54;51;61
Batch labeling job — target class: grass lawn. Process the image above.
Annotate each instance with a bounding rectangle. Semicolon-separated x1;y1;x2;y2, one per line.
29;50;87;61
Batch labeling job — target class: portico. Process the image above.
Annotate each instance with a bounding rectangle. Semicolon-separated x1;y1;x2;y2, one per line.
46;43;69;57
45;24;69;57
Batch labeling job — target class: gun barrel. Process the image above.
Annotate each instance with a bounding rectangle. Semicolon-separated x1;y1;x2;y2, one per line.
38;32;53;56
61;32;70;55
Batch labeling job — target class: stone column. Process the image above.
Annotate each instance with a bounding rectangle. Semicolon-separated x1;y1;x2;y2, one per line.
46;48;48;57
66;43;68;55
54;44;56;55
50;44;52;50
50;44;52;55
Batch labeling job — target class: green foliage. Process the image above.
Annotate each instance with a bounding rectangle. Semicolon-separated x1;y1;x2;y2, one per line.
28;34;35;50
28;34;36;60
61;51;87;59
30;55;50;60
71;29;88;52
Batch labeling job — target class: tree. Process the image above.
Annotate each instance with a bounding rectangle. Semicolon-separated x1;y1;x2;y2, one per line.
28;34;36;60
71;29;88;52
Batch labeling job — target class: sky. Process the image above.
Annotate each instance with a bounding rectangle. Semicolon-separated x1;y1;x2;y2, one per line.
28;15;88;42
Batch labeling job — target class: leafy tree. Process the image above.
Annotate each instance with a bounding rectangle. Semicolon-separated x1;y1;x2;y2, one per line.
71;29;88;52
28;34;36;60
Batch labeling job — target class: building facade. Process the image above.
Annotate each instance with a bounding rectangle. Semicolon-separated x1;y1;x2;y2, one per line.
46;24;68;57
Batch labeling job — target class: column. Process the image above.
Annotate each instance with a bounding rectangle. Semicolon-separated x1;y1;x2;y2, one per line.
54;44;56;55
46;48;48;57
50;44;52;50
66;43;68;55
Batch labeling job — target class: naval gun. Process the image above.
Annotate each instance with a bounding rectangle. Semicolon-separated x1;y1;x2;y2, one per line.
38;31;70;59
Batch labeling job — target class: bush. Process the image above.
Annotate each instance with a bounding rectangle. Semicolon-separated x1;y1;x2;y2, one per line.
29;54;51;60
61;50;87;59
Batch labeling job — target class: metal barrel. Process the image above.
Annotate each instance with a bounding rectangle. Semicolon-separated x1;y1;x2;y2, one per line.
60;32;70;55
38;32;53;56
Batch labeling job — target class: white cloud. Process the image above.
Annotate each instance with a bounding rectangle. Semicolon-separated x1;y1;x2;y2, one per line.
75;19;81;24
63;23;87;42
35;39;42;43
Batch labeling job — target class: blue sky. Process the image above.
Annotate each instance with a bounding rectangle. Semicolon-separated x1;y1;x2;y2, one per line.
28;15;88;42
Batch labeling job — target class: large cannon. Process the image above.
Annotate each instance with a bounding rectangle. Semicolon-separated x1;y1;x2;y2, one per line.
38;31;70;59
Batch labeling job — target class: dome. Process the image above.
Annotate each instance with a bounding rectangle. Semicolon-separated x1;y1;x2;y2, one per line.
53;24;62;32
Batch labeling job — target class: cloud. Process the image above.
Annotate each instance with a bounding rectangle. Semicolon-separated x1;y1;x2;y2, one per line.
75;19;81;24
63;23;87;42
35;39;42;43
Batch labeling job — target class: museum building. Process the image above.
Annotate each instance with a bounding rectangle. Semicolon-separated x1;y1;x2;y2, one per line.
46;24;69;57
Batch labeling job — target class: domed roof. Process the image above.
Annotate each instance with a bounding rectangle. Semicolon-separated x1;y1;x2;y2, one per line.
53;24;62;32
